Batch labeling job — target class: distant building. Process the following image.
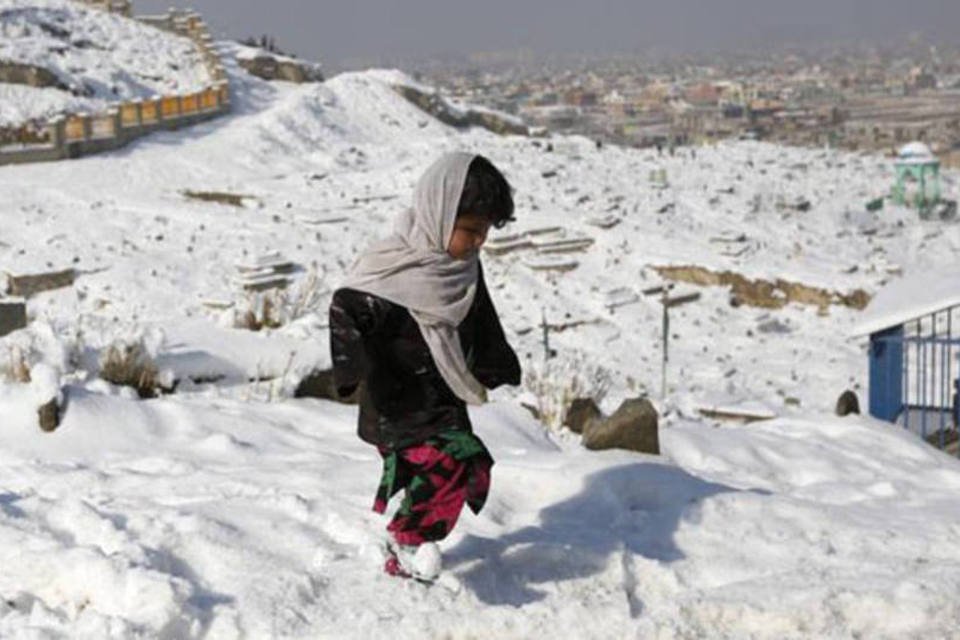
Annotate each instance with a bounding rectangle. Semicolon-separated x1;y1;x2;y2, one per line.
892;142;941;210
683;83;722;107
908;67;938;92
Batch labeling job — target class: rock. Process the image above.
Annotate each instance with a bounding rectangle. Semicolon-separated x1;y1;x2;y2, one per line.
294;369;359;404
238;54;324;83
835;390;861;416
565;397;602;434
583;397;659;454
37;399;60;433
0;300;27;337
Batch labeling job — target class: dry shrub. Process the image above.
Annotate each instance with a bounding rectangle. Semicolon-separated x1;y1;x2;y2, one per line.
524;352;612;431
1;345;31;383
236;294;283;332
99;341;162;398
235;265;328;331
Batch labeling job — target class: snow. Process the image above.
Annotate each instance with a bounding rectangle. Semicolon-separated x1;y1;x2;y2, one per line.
0;391;958;637
897;141;938;166
0;0;211;126
1;15;960;635
852;266;960;336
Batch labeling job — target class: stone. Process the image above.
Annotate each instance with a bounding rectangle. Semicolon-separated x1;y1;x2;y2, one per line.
565;397;602;435
37;399;60;433
583;397;659;454
0;300;27;337
835;390;861;417
294;369;359;404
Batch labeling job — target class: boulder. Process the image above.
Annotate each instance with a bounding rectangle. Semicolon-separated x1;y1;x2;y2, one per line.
294;368;359;404
565;397;602;435
583;397;659;454
835;390;861;417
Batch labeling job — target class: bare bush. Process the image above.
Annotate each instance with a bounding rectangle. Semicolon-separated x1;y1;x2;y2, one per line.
1;345;31;383
235;264;328;331
524;353;612;431
99;340;163;398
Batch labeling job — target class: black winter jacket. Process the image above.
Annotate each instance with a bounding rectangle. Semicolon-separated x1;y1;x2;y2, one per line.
329;266;521;449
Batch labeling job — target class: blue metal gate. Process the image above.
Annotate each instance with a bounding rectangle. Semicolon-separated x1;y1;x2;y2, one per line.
869;304;960;455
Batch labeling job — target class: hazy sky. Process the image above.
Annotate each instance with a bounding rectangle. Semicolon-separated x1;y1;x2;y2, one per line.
138;1;958;67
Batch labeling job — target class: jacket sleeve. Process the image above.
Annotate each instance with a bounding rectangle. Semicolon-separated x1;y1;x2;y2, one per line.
328;288;388;399
471;264;522;389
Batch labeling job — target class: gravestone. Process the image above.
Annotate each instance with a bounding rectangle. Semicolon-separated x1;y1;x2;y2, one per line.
7;269;75;297
835;390;861;417
0;299;27;337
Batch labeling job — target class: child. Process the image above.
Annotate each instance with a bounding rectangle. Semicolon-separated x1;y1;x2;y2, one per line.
329;152;521;581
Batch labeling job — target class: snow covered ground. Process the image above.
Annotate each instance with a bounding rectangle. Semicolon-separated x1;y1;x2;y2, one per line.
1;30;960;638
1;389;959;638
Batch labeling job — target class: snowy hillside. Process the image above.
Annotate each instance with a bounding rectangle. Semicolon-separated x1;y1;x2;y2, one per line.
1;44;960;638
0;0;211;126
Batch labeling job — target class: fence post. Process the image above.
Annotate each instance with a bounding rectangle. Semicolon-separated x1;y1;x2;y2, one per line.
49;117;65;152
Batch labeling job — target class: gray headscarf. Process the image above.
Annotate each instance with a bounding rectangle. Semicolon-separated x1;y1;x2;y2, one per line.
342;151;488;405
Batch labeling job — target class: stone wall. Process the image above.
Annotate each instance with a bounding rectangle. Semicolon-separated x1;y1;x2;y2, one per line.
73;0;132;17
394;84;529;136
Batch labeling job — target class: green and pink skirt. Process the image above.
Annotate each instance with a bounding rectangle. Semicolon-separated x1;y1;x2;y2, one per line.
373;429;493;546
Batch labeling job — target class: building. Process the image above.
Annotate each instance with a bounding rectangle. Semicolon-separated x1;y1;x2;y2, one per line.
853;269;960;454
892;142;941;210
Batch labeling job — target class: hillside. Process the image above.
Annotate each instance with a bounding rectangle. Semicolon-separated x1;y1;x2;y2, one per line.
0;31;959;639
0;0;211;126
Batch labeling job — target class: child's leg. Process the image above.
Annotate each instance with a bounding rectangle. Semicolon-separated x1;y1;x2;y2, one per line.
387;443;490;546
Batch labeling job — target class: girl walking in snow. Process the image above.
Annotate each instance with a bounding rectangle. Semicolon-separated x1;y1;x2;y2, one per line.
328;152;521;581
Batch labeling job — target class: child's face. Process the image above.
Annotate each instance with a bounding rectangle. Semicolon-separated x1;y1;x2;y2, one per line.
447;213;491;260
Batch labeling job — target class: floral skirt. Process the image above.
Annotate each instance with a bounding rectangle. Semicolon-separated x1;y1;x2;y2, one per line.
373;429;493;545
